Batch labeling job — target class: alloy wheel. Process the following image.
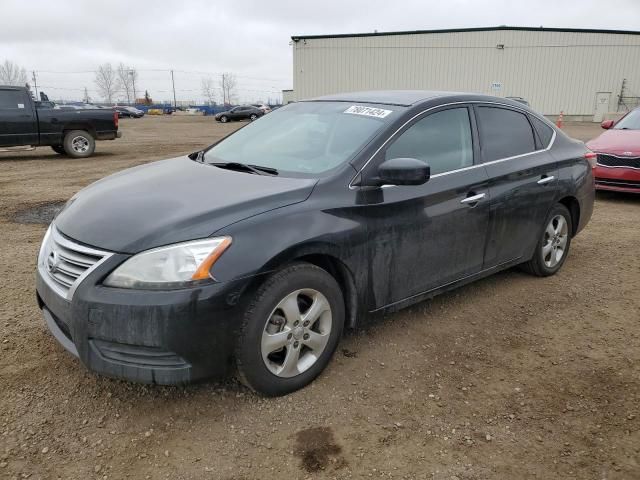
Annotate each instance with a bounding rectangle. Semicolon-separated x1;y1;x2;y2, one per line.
261;289;332;378
71;136;90;153
542;214;569;268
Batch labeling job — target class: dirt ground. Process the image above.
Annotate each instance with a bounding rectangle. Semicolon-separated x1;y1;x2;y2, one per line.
0;116;638;480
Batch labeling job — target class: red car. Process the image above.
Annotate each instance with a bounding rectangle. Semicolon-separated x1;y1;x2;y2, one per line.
586;108;640;193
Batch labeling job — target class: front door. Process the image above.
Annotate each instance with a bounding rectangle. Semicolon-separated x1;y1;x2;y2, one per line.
360;105;490;309
594;92;611;123
474;105;559;267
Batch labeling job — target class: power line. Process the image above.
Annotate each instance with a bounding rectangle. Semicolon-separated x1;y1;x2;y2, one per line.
31;68;288;83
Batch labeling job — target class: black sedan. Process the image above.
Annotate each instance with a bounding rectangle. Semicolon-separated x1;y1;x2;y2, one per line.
114;106;144;118
214;105;264;122
36;91;594;396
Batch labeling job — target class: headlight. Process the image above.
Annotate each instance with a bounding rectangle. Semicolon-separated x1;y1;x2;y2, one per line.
103;237;231;289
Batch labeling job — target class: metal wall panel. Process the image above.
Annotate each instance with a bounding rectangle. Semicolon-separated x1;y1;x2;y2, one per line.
291;30;640;115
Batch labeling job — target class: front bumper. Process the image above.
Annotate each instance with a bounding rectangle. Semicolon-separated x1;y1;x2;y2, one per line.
36;251;252;385
594;165;640;193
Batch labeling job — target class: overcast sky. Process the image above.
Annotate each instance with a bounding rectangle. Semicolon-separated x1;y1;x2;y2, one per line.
1;0;639;104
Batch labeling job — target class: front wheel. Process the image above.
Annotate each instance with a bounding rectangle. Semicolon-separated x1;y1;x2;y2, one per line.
236;262;344;396
219;115;228;123
522;203;572;277
63;130;95;158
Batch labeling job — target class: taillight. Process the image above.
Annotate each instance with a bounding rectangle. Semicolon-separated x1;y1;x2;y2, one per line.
584;151;597;169
113;110;119;129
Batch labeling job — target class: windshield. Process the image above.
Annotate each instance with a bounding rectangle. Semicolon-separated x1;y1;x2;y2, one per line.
204;101;401;175
614;109;640;130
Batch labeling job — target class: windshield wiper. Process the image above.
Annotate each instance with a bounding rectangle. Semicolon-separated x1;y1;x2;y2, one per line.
211;162;278;176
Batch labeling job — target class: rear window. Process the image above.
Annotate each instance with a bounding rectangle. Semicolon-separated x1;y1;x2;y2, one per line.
477;107;536;162
530;115;554;148
0;89;27;110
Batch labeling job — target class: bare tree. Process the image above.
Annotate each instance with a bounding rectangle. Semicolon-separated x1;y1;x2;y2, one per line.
116;63;133;104
94;63;120;104
201;77;217;105
82;87;91;104
0;60;28;86
219;73;237;105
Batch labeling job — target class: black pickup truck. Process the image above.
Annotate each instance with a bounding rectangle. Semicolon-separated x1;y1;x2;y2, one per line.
0;85;120;158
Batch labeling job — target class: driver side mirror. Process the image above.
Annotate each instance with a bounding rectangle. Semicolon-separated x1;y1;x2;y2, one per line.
601;120;614;129
374;157;430;186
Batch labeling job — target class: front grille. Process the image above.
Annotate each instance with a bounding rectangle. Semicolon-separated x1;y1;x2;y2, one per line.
595;178;640;189
597;154;640;169
38;226;112;300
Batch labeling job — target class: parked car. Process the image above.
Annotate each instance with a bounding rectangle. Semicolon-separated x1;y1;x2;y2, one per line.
506;96;530;106
252;103;272;114
0;85;120;158
586;108;640;193
36;91;594;395
215;105;264;122
114;106;145;118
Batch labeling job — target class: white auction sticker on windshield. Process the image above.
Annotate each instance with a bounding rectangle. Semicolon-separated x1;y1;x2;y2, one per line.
344;105;392;118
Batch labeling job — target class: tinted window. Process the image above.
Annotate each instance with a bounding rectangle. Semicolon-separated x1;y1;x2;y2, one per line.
0;90;27;109
530;115;554;148
385;108;473;175
477;107;536;162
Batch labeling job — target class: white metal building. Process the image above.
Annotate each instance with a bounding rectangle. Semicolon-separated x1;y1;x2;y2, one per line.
287;26;640;120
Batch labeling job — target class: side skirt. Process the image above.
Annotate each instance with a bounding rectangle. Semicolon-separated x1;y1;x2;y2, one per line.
370;257;522;315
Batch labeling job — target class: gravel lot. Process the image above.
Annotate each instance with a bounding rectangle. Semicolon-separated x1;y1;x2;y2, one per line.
1;116;638;479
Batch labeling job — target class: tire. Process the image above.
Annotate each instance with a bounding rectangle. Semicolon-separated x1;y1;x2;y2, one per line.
220;115;228;123
63;130;95;158
51;145;66;155
236;262;345;396
522;203;572;277
250;114;257;121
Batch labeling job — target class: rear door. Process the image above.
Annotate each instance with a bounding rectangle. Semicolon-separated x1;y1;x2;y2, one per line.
475;105;559;268
0;88;38;147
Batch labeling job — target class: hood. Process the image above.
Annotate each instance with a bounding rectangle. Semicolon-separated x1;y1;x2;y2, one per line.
586;129;640;155
55;156;317;253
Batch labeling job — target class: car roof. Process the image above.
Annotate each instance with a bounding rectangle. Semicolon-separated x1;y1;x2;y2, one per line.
307;90;528;108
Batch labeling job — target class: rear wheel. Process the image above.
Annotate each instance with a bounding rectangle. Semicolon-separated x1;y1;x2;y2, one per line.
51;145;66;155
522;203;572;277
250;114;258;121
236;262;344;396
63;130;95;158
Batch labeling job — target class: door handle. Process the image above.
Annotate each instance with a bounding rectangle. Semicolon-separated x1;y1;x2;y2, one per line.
537;175;555;185
460;192;486;204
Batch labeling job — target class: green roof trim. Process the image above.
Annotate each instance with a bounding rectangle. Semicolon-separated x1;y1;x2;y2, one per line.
291;25;640;41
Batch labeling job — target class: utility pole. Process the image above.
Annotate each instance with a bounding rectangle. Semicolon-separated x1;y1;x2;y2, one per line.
170;70;177;109
129;70;137;105
221;73;227;105
31;71;38;99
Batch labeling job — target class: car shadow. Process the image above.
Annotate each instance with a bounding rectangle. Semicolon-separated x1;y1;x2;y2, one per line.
595;190;640;204
78;266;528;404
0;151;115;162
